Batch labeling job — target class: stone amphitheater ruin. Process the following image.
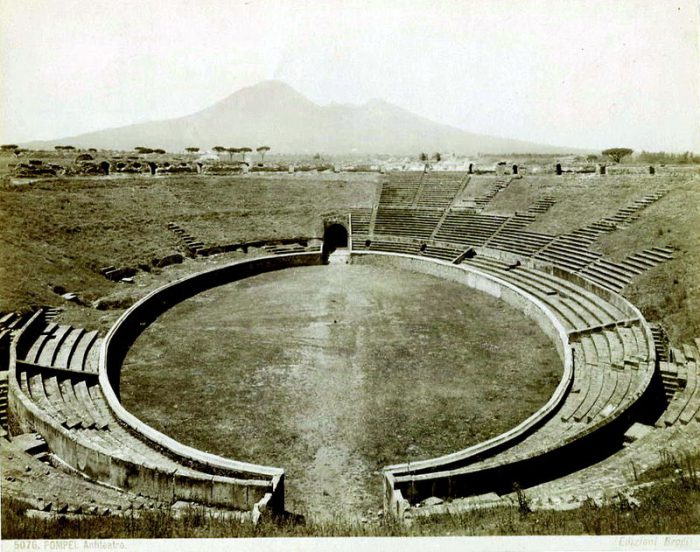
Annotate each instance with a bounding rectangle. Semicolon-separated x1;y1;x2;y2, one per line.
1;165;699;531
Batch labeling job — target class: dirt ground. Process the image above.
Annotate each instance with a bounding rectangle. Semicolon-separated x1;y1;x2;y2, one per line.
120;263;561;521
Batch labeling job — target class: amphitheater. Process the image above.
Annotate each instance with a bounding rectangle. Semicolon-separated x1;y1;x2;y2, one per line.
1;165;699;531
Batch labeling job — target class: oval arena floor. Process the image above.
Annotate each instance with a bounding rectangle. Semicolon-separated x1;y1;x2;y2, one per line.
120;263;561;519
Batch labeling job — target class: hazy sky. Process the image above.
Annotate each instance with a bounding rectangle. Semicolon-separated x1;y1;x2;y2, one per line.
1;0;698;151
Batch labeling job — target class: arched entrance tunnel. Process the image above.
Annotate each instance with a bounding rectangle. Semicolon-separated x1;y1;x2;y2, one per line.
322;223;349;262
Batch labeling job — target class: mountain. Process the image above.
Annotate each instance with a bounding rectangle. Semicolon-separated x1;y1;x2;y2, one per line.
24;81;575;154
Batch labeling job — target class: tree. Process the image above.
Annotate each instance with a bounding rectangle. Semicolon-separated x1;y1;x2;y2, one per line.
185;147;199;153
602;148;633;163
212;146;227;156
419;152;428;162
256;146;271;163
586;154;598;161
433;152;441;162
239;147;252;162
135;146;154;154
227;147;239;162
1;144;18;151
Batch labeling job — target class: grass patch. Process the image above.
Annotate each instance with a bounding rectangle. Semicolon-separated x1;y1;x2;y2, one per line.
5;469;699;538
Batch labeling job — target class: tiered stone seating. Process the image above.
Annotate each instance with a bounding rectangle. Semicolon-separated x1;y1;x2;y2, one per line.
602;190;668;229
18;324;108;430
533;236;601;272
414;173;467;209
374;208;443;240
623;246;674;270
473;179;510;209
496;365;698;510
14;318;279;513
486;228;553;257
24;325;101;373
0;312;27;334
463;257;627;331
350;208;372;236
527;195;556;215
167;222;205;255
378;173;423;206
496;212;536;231
434;211;508;246
658;342;700;426
392;328;652;503
467;257;583;330
578;247;674;292
420;243;462;262
264;242;321;255
556;191;669;249
365;239;421;256
385;254;655;512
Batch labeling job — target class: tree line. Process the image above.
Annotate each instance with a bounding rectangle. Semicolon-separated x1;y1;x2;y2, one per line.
1;144;273;164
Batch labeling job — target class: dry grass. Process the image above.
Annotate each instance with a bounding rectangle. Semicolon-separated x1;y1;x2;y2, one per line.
0;174;380;314
5;461;699;538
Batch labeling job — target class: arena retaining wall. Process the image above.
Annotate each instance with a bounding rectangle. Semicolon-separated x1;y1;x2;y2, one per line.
99;253;325;514
351;253;573;483
8;311;276;512
356;251;657;516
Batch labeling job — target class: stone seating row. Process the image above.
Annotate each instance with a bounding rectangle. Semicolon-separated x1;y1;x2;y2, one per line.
349;208;372;235
360;239;421;256
657;342;700;426
19;364;109;431
393;334;652;509
374;208;443;240
0;312;27;333
434;211;509;246
560;336;635;427
378;173;424;206
473;179;510;209
167;222;204;256
533;239;601;272
519;411;700;509
556;191;669;250
24;324;100;373
388;254;653;506
15;349;273;510
420;244;462;262
264;242;321;255
600;190;669;229
495;212;537;231
527;195;556;215
462;257;628;331
578;246;674;292
414;174;466;209
487;228;553;256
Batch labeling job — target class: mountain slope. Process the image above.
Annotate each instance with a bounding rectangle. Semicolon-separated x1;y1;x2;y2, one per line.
24;81;574;154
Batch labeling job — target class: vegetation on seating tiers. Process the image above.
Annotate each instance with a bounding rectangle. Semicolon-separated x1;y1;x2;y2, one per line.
3;452;698;538
491;175;699;342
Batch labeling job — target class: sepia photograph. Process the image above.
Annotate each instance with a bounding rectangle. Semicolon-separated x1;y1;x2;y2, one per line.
0;0;699;549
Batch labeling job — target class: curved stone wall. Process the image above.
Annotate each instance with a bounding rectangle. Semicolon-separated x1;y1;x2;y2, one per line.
361;252;657;516
10;248;656;518
99;253;325;511
353;253;574;466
